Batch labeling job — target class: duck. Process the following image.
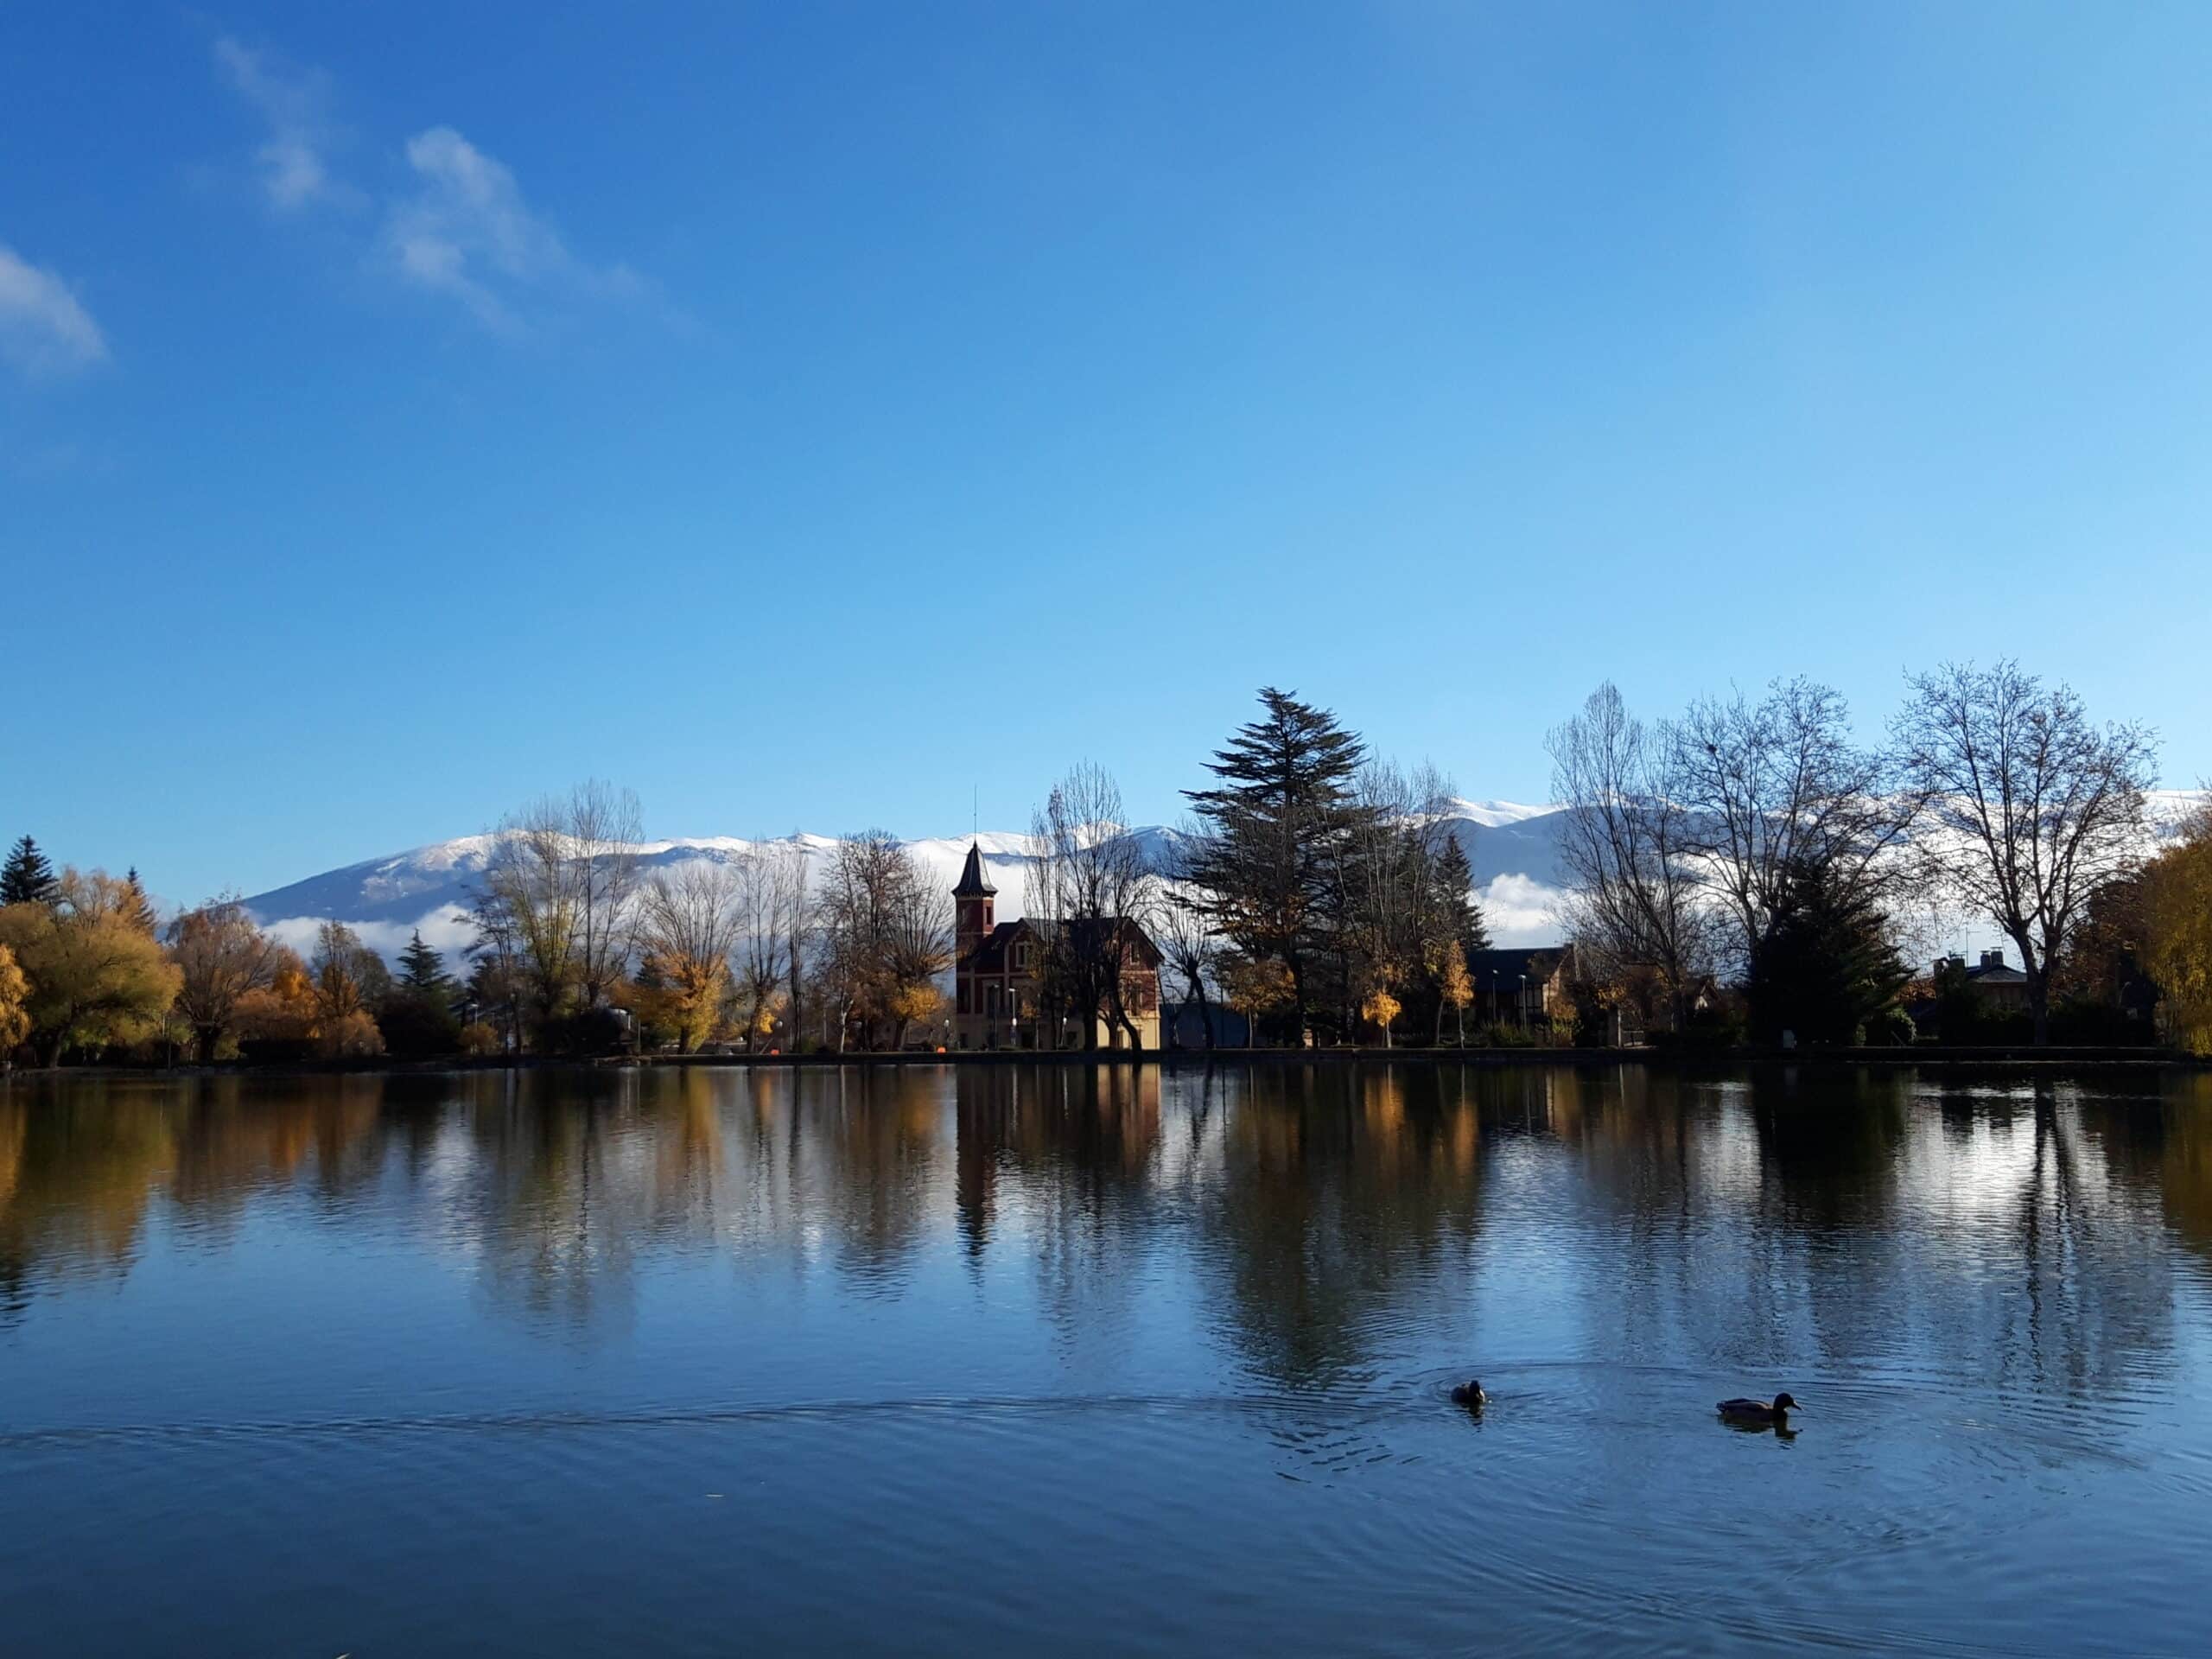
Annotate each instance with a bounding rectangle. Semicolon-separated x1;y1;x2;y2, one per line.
1449;1380;1487;1410
1716;1392;1799;1425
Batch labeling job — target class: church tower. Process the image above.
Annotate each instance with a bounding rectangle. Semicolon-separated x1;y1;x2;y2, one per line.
953;842;997;954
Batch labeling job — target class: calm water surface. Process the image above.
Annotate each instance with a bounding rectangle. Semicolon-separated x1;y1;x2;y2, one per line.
4;1063;2211;1656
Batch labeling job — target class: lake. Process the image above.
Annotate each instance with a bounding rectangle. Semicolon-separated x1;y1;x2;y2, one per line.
3;1063;2210;1656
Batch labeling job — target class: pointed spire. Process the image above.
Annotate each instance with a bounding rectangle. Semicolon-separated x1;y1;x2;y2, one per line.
953;841;997;898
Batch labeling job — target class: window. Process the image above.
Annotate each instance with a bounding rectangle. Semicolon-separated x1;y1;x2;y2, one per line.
1014;943;1030;971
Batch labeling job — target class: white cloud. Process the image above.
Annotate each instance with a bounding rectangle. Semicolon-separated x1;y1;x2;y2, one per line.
0;244;107;376
210;35;655;339
214;37;340;211
1478;874;1567;947
386;126;643;333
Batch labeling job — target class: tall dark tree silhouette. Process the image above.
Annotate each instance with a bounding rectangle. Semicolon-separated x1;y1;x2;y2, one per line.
1746;858;1911;1046
1185;688;1368;1043
1;836;59;907
1435;836;1491;959
397;930;454;998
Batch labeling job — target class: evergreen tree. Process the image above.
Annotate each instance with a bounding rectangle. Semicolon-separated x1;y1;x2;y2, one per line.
1747;857;1910;1046
1;836;59;907
397;929;454;999
116;868;158;936
1434;836;1491;957
1185;687;1368;1041
374;928;462;1059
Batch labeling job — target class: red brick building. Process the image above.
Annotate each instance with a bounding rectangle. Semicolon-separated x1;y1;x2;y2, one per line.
951;843;1162;1051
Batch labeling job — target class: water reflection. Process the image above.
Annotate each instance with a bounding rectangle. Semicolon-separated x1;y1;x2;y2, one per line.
3;1065;2210;1390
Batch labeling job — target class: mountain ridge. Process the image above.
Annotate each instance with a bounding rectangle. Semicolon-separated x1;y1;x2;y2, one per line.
239;799;1578;963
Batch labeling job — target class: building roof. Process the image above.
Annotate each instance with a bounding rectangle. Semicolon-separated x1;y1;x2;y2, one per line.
958;914;1162;976
1466;946;1568;981
952;842;998;898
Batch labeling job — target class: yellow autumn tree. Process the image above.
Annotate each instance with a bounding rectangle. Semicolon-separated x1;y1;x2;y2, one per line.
636;862;744;1054
1434;938;1474;1046
233;957;320;1046
1361;988;1402;1047
888;981;945;1049
0;941;31;1063
1224;957;1294;1047
0;872;182;1066
2145;811;2212;1055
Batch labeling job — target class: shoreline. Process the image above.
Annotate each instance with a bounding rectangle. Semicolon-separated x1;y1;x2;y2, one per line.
5;1044;2202;1081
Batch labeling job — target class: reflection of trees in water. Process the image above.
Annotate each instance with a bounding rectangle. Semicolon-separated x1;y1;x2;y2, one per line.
2079;1071;2212;1274
0;1081;178;1318
1190;1064;1485;1389
801;1068;946;1294
165;1076;393;1234
954;1065;1163;1351
1565;1067;2177;1395
1983;1081;2171;1395
3;1064;2204;1387
2148;1072;2212;1266
448;1069;647;1336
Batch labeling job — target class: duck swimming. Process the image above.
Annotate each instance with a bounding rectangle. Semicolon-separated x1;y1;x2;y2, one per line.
1450;1380;1487;1409
1716;1392;1799;1425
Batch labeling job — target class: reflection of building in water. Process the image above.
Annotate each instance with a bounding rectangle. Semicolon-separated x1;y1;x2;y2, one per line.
3;1067;2199;1403
953;1065;1164;1261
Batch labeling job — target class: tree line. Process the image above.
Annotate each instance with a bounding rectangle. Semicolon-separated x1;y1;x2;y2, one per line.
1543;660;2200;1049
3;659;2206;1068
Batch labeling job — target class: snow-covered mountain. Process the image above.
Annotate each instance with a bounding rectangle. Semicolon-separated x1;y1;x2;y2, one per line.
239;800;1579;963
239;791;2208;968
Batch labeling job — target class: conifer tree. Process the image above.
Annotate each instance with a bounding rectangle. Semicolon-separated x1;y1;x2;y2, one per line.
2;836;59;907
397;929;454;999
1746;857;1910;1046
1434;836;1491;958
1185;687;1369;1042
117;868;158;936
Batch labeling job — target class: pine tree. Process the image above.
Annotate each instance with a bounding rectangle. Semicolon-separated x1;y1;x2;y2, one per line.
1;836;59;907
1185;687;1369;1042
117;868;158;936
1434;836;1491;957
1747;857;1910;1046
397;929;454;998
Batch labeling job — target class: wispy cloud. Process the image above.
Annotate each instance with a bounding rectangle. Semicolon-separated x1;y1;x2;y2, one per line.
210;35;655;339
0;244;108;377
385;126;643;334
213;36;342;211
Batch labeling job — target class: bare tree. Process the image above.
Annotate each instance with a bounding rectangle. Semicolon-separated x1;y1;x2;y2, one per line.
478;797;583;1037
817;831;951;1051
167;894;284;1063
1671;677;1921;975
637;855;744;1052
568;779;645;1008
1154;821;1222;1051
734;838;808;1052
1892;660;2156;1043
1029;763;1159;1049
1548;682;1714;1031
776;837;812;1052
475;781;644;1044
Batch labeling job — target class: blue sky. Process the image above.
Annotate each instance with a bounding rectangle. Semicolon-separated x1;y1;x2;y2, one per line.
5;3;2209;905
